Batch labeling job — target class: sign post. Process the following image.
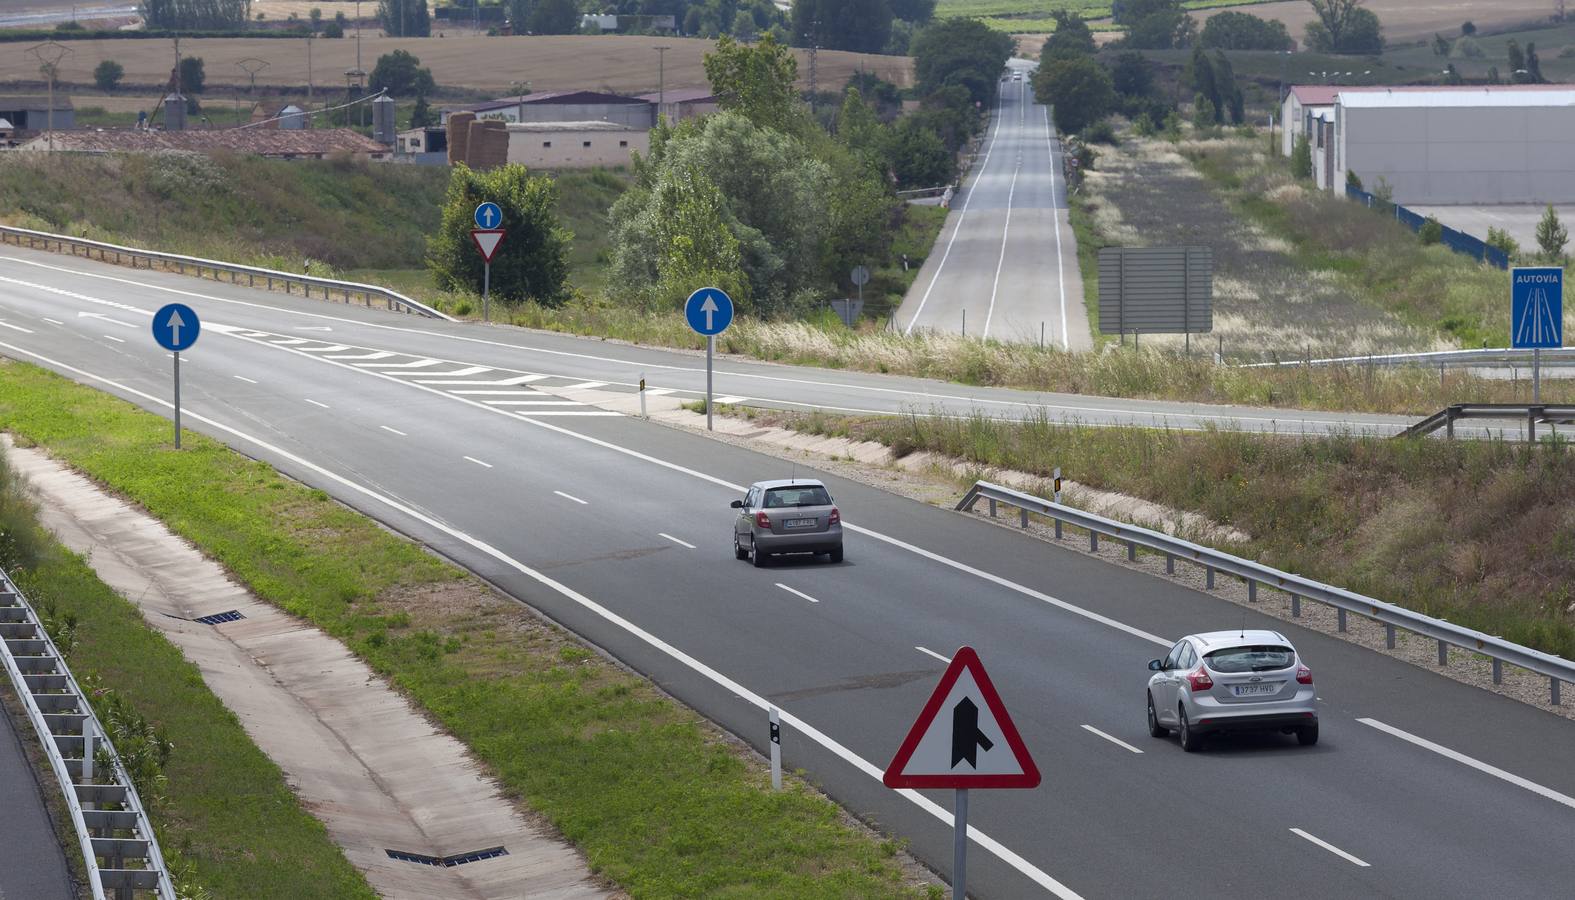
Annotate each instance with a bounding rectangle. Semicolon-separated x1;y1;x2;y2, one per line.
884;646;1040;900
684;287;734;431
152;303;201;449
1511;266;1563;405
472;202;506;322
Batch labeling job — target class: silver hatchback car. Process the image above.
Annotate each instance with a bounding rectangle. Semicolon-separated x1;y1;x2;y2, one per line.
1146;630;1317;751
731;479;843;567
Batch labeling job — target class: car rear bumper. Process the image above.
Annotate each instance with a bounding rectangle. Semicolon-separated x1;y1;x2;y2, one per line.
1193;711;1318;733
754;527;842;555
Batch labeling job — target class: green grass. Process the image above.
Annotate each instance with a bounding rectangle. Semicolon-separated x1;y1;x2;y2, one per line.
0;361;934;899
936;0;1274;30
740;407;1575;660
0;447;375;898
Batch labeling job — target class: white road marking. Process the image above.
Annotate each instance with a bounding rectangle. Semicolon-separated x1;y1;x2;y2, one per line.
233;375;258;384
1290;828;1370;867
484;400;581;406
0;339;1086;900
712;395;748;404
463;455;493;468
513;410;621;417
981;158;1022;340
356;359;444;369
903;86;1007;335
413;366;490;377
380;425;407;436
658;533;696;549
1045;105;1070;350
644;388;676;396
295;326;333;331
1080;724;1143;754
101;334;126;343
1358;718;1575;811
43;317;63;325
0;320;34;333
915;646;951;664
298;344;351;353
561;381;607;390
414;376;543;386
304;399;330;408
775;583;819;604
323;351;394;361
79;311;136;327
492;374;551;385
553;490;587;505
270;338;311;345
451;389;547;396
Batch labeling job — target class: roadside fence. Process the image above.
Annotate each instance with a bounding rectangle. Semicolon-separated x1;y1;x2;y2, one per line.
1344;186;1510;269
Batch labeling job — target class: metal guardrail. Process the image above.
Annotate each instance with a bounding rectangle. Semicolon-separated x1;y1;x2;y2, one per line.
0;569;175;899
1237;346;1575;370
2;225;454;322
957;481;1574;705
1397;403;1575;439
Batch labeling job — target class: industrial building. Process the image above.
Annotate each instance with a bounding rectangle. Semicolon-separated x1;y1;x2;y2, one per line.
0;95;74;132
441;91;655;129
443;111;646;169
634;88;719;123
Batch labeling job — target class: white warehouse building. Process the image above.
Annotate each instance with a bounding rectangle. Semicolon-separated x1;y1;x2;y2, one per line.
1331;88;1575;205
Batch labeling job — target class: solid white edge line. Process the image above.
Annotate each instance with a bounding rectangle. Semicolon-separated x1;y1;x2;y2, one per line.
1289;828;1370;867
1079;724;1143;754
553;490;587;505
1045;105;1070;351
102;334;126;343
233;375;257;384
0;320;34;333
902;85;1007;336
775;583;819;604
1357;717;1575;811
658;533;696;549
0;337;1085;900
380;425;407;436
915;646;951;664
304;399;330;408
462;455;493;468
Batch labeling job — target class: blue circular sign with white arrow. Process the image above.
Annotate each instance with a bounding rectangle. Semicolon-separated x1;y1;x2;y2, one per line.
474;201;503;229
152;303;199;352
684;287;734;336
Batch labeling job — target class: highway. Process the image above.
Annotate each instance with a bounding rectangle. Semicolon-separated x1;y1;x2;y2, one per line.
897;59;1090;350
3;247;1575;896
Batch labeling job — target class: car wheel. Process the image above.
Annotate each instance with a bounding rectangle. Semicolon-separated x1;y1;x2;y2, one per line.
734;535;748;560
751;539;767;568
1146;692;1167;738
1297;723;1319;746
828;545;844;564
1178;705;1203;753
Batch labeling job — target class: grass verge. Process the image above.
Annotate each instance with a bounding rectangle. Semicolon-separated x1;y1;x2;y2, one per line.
0;359;935;899
0;445;376;899
730;405;1575;661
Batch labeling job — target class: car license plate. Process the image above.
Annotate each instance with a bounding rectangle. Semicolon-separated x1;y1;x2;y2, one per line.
1233;683;1279;696
786;518;816;528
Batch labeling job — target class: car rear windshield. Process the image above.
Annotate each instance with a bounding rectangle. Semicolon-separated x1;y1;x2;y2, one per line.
764;486;832;508
1204;646;1295;673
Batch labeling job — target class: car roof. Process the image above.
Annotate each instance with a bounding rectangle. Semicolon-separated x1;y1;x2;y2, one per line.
1189;630;1291;649
750;479;829;490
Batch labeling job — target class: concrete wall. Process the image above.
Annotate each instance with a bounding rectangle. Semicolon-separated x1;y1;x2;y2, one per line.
1338;104;1575;204
505;128;649;169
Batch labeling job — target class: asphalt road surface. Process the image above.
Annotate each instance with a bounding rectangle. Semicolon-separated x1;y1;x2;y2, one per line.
3;249;1575;897
897;60;1090;350
0;697;74;900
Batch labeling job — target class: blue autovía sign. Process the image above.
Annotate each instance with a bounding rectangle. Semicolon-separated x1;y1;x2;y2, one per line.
1511;267;1563;349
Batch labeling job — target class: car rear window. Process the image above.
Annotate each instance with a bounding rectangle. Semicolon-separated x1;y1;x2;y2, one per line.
764;486;831;508
1204;646;1295;673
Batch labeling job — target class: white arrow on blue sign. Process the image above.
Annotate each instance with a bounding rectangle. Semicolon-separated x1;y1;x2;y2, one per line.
152;303;200;352
684;287;734;336
474;201;503;230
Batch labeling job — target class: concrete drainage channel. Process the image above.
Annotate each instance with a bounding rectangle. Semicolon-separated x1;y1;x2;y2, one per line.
4;438;608;900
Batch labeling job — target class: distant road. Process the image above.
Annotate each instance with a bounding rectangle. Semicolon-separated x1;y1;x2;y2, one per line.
0;4;135;27
897;59;1089;350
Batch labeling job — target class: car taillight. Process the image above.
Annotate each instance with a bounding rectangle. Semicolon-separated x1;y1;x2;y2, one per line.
755;511;771;529
1296;664;1313;685
828;507;840;526
1186;666;1213;692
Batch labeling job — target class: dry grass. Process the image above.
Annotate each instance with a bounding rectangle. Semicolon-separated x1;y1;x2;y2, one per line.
1186;0;1555;45
0;34;912;94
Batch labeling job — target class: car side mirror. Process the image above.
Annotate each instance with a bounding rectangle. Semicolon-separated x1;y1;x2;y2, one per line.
730;499;744;509
1148;659;1163;672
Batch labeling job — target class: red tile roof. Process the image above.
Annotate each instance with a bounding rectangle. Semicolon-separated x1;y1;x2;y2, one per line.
22;127;387;157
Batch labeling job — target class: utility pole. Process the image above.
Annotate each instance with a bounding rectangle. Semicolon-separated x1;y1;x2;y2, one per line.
26;41;69;152
356;1;363;74
237;58;269;127
306;33;315;105
805;19;820;116
654;45;670;124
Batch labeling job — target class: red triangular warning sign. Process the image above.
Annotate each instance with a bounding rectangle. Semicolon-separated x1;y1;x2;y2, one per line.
470;229;506;263
883;646;1040;789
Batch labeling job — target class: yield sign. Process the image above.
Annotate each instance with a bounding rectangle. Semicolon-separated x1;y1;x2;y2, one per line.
883;646;1040;789
470;229;506;263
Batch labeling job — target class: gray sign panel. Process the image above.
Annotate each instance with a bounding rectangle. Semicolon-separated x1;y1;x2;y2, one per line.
1097;246;1213;335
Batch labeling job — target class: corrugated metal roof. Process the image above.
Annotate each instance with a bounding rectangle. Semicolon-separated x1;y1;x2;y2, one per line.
1290;83;1572;107
1340;88;1575;108
460;91;650;114
633;88;716;103
506;120;642;132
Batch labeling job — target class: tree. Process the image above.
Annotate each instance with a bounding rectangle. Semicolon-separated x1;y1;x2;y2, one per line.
1304;0;1382;53
409;94;433;128
370;50;435;97
139;0;250;30
884;116;952;187
94;60;124;92
1486;226;1519;258
1537;204;1568;260
1124;9;1192;49
910;17;1015;106
1461;20;1476;35
1432;33;1451;56
1443;63;1463;85
791;0;894;54
834;87;881;153
649;166;750;308
1291;133;1312;179
1185;46;1220;121
731;10;758;41
377;0;430;37
178;56;205;94
1033;54;1116;134
1191;92;1214;132
1508;39;1526;78
1199;10;1293;50
1111;52;1155;99
428;164;571;305
704;34;803;134
529;0;581;35
889;0;936;23
1044;10;1096;59
1211;51;1241;124
1526;42;1545;82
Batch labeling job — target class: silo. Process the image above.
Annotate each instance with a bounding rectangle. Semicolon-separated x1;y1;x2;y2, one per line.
163;94;187;131
372;94;396;145
279;105;307;130
447;110;475;166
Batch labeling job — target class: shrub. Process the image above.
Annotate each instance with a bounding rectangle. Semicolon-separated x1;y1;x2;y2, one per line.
1419;216;1443;245
1290;134;1312;180
93;59;124;92
1081;118;1118;144
1486;226;1520;258
1346;169;1363;191
427;163;571;305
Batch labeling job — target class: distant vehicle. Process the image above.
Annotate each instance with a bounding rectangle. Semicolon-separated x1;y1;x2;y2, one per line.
1146;630;1317;751
731;479;843;567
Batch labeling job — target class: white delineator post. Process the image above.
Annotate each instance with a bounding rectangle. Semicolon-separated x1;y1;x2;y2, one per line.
768;707;782;791
639;374;647;419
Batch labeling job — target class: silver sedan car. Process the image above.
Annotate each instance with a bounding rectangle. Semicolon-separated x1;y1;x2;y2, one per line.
731;479;843;567
1146;630;1318;751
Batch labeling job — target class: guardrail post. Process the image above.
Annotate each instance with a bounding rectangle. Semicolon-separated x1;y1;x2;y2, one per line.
1291;594;1300;617
1165;554;1174;575
987;498;996;518
1337;608;1346;632
1089;531;1098;552
1386;623;1396;649
1438;640;1448;666
1019;508;1029;529
1492;658;1502;684
1553;678;1561;706
1054;520;1062;540
1247;580;1257;603
1206;566;1215;589
1127;540;1136;561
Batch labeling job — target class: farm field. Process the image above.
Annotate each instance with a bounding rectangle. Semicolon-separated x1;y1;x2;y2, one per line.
0;33;912;94
937;0;1270;32
1187;0;1562;46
